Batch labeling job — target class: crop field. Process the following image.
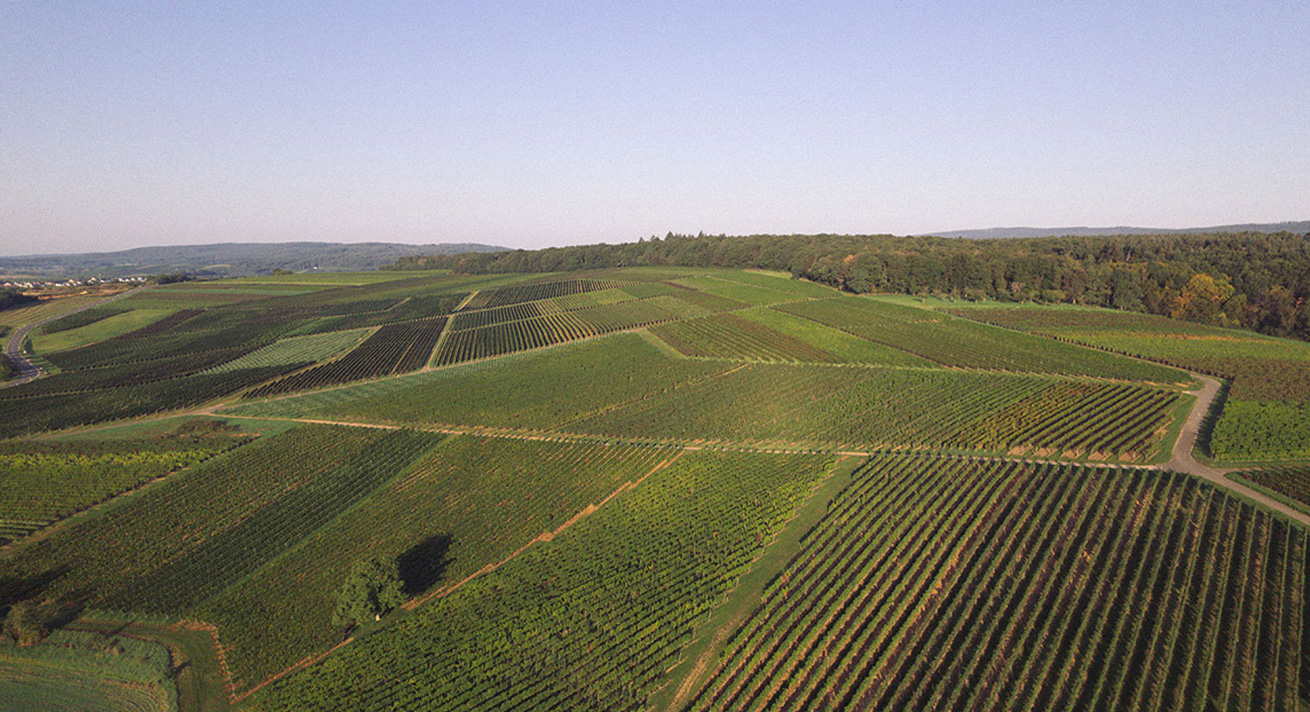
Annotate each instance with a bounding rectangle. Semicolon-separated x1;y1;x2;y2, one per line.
736;307;934;365
954;307;1310;398
4;267;1310;711
0;292;114;329
230;334;733;429
229;332;1181;459
0;364;301;440
0;275;470;435
105;429;443;614
245;317;447;396
223;271;430;286
954;306;1310;462
778;298;1188;382
37;305;132;335
434;311;601;365
567;361;1179;459
0;424;253;543
649;313;842;362
432;285;728;366
197;437;678;689
694;455;1304;712
461;277;623;310
0;424;392;604
1232;467;1310;514
116;289;288;307
669;275;811;305
204;328;370;373
262;450;834;711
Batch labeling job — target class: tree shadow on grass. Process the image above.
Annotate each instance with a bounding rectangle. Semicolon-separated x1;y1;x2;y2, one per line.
0;566;70;612
397;533;453;596
1196;378;1232;459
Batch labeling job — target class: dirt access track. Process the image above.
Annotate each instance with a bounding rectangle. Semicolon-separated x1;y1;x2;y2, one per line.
1166;374;1310;527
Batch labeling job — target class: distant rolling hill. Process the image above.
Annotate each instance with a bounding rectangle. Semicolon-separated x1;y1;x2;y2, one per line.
0;241;507;279
922;221;1310;240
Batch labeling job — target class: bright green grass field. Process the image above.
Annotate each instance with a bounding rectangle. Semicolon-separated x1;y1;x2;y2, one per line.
717;269;840;298
670;275;809;305
0;631;176;712
205;328;371;373
32;308;174;353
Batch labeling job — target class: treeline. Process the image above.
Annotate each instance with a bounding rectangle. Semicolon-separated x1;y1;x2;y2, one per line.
0;287;36;312
395;231;1310;340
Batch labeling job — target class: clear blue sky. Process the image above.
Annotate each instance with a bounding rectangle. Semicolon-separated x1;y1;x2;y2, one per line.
2;1;1307;255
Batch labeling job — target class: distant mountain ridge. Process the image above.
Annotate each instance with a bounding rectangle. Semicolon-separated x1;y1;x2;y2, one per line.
921;221;1310;240
0;241;506;279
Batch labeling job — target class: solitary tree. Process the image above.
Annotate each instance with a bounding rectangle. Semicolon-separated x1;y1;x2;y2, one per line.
333;556;406;628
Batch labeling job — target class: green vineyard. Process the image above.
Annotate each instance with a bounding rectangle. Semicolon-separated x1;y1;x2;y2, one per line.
649;313;841;362
261;450;834;711
778;298;1187;382
245;317;447;397
461;278;623;309
0;430;251;543
952;305;1310;461
197;437;678;687
694;455;1303;711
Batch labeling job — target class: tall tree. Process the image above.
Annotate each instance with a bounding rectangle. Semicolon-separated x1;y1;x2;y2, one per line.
333;556;406;628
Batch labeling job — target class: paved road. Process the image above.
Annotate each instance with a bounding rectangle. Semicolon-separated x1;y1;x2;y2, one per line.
2;287;143;389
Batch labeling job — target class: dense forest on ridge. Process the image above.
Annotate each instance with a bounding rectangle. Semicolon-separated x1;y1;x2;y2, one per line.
396;231;1310;340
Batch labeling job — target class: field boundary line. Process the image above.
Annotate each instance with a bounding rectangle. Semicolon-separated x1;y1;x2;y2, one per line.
453;291;478;310
425;313;454;368
173;618;240;701
403;449;686;610
233;636;355;702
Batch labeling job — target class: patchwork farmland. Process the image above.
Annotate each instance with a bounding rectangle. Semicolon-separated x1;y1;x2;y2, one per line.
2;267;1309;711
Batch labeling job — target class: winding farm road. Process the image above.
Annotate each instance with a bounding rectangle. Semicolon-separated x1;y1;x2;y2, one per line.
1166;374;1310;528
1;287;142;389
2;321;42;387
